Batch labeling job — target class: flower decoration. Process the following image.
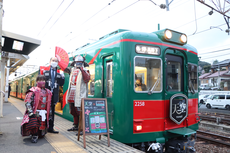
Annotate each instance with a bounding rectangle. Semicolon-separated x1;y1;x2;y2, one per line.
85;127;89;132
85;109;90;115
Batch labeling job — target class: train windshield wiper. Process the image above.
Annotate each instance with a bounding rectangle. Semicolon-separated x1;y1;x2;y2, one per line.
148;70;161;95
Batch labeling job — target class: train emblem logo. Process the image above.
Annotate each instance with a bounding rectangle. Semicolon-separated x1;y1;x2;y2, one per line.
170;94;188;125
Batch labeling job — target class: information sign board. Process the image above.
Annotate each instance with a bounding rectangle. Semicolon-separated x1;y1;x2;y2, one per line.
77;98;110;148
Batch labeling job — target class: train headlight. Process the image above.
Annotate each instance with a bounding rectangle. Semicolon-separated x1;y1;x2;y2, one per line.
135;125;142;131
165;30;172;39
154;29;188;45
180;34;187;43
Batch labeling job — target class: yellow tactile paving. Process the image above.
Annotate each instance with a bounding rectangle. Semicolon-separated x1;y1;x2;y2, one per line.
45;133;87;153
9;97;87;153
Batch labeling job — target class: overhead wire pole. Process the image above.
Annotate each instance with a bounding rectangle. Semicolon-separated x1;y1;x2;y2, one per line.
0;0;3;135
197;0;230;34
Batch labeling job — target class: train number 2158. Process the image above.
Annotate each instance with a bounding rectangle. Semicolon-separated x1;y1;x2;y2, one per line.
135;101;145;106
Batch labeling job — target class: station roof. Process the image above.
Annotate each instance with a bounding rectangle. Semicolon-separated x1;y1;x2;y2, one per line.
1;30;41;75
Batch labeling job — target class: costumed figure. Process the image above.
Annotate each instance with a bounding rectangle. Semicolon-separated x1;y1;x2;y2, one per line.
21;75;52;143
43;57;65;133
66;55;90;134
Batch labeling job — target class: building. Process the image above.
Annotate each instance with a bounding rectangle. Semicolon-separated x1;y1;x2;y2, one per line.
199;59;230;90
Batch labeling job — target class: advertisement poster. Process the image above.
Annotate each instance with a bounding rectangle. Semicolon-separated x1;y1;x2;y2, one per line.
84;100;107;134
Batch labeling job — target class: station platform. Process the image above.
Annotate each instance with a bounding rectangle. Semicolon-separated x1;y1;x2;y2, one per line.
0;97;143;153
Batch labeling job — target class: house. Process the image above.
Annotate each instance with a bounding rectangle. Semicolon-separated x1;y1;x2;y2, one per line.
199;59;230;90
199;73;211;85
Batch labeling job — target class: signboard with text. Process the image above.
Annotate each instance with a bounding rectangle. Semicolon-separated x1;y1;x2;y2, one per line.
77;98;110;148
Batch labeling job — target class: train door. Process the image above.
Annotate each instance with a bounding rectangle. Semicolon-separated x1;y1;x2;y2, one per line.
165;53;185;97
164;52;188;126
103;55;114;131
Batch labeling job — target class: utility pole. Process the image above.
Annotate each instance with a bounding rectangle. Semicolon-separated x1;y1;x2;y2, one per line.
0;0;3;135
218;65;220;89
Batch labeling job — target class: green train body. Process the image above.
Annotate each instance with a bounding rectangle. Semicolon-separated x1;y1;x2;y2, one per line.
11;29;199;152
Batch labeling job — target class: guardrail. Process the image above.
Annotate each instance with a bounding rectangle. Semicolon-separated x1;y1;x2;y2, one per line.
200;91;230;95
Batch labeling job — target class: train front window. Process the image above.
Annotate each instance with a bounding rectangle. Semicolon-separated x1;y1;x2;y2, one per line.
134;57;162;92
165;54;183;92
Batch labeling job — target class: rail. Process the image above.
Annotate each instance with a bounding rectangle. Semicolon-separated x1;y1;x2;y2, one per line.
197;130;230;148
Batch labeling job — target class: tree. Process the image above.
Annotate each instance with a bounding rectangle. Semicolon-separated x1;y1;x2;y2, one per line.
213;60;218;65
203;65;211;73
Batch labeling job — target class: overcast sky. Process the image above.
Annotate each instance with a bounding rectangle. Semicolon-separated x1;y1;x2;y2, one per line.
3;0;230;79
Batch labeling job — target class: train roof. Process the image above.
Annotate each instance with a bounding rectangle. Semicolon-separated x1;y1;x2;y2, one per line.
72;29;198;57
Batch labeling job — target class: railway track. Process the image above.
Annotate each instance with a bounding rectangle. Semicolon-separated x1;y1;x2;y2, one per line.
199;114;230;125
197;130;230;148
200;111;230;119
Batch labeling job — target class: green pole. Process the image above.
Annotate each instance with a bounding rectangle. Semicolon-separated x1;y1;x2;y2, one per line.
158;24;160;30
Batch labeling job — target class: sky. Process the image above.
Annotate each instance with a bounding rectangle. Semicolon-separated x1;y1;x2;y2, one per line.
3;0;230;80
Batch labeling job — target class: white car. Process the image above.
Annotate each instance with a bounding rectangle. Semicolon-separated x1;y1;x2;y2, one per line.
199;84;210;90
199;94;210;104
205;95;230;110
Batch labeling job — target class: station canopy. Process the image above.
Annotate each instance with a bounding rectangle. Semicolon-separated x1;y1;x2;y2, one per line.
1;30;41;75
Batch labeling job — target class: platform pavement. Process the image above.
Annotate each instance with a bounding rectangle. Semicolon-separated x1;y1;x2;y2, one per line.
0;97;143;153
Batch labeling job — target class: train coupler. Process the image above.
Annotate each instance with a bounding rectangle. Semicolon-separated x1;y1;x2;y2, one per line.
147;142;162;152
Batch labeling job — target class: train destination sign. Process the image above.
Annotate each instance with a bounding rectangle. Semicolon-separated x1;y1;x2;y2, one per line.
77;98;110;148
169;94;188;125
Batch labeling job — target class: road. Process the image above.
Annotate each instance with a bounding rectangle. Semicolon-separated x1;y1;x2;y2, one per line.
199;103;230;114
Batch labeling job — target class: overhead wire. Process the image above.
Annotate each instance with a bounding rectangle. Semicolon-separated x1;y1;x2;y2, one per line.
41;0;75;38
56;0;117;44
59;0;190;46
192;0;197;35
64;0;140;45
37;0;65;36
199;47;230;55
188;23;226;36
200;52;230;60
64;0;191;45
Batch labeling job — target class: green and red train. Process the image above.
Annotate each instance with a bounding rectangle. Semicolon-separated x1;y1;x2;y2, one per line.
10;29;199;153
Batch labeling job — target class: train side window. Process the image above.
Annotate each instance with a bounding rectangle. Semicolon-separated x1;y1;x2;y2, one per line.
188;64;198;93
88;64;95;96
134;57;162;92
106;61;113;97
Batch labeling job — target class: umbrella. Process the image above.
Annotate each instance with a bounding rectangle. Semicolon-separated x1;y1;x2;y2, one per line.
55;46;69;71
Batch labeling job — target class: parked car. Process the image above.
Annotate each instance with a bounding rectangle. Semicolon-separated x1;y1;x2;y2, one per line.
199;94;208;104
211;86;220;90
199;94;211;104
199;84;211;90
205;95;230;110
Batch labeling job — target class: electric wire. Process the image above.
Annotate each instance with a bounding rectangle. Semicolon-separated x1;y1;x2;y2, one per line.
41;0;75;38
56;0;117;44
64;0;190;45
192;0;197;35
199;47;230;55
37;0;65;36
188;23;226;36
64;0;140;45
201;52;230;60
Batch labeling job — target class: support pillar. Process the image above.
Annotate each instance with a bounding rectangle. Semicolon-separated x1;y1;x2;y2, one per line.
5;58;10;102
